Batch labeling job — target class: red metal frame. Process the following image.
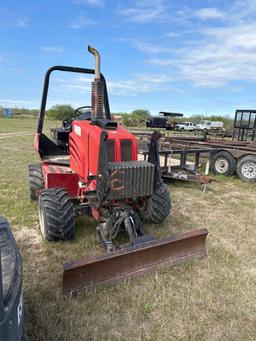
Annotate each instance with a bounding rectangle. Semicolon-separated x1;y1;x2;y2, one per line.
69;120;137;180
34;120;139;217
42;164;80;197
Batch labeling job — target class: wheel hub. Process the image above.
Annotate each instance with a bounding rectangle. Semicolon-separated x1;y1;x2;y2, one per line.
241;161;256;179
215;158;229;173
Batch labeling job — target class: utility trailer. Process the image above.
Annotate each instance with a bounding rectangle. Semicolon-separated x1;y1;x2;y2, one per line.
146;116;168;129
169;136;256;182
0;217;25;341
135;109;256;182
195;120;224;134
134;132;216;189
233;109;256;141
139;143;216;190
146;112;183;130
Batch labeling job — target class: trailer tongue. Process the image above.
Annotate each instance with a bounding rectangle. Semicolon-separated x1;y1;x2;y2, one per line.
63;228;208;295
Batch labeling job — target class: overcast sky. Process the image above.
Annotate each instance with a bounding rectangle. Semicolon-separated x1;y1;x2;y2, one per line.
1;0;256;116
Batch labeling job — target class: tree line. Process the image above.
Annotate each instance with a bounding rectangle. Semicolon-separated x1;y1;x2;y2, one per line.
1;104;234;129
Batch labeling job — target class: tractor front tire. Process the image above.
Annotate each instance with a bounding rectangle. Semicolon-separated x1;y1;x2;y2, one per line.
38;188;75;241
139;183;171;224
28;163;44;201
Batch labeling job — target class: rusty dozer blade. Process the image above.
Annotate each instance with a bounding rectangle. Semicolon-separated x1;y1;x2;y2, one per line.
63;228;208;296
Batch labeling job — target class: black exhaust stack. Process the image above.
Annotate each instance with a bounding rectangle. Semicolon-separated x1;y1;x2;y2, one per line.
88;45;104;120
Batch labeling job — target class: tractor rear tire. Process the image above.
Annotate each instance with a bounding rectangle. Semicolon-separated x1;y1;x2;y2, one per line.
139;183;171;224
210;151;236;176
28;163;44;201
38;188;75;241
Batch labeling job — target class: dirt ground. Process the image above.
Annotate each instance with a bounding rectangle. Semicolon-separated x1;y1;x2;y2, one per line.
0;117;256;341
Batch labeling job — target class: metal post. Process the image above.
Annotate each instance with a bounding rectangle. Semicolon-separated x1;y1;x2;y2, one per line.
195;152;200;171
180;151;183;168
164;153;168;171
181;150;187;169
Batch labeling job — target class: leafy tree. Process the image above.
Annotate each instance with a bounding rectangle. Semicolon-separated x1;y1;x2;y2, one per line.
120;113;131;126
46;104;74;120
131;109;150;121
116;110;150;127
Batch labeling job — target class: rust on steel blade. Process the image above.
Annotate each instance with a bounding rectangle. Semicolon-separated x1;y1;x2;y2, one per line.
63;228;208;295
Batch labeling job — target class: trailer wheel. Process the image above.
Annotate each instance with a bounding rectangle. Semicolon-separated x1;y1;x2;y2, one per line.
139;183;171;224
28;163;44;201
236;155;256;182
211;151;236;176
38;188;75;241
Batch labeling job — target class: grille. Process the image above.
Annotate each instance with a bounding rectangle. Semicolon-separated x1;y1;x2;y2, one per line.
107;160;155;200
69;136;81;166
120;139;132;161
91;81;104;119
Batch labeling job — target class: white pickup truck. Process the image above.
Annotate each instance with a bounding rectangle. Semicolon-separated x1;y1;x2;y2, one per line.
195;120;224;132
175;122;195;131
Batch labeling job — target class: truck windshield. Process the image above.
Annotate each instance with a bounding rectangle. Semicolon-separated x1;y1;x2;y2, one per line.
200;121;210;125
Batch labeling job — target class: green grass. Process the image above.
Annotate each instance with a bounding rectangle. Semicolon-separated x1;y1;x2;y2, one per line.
0;117;256;340
0;116;37;132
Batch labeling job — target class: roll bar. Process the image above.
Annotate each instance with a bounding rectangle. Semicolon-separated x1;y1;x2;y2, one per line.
37;65;111;133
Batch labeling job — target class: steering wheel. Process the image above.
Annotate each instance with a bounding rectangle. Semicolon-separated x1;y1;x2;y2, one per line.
62;106;92;130
74;106;92;116
62;117;74;130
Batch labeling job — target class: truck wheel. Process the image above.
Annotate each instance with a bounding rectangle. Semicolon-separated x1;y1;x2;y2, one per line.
28;163;44;201
211;151;236;176
139;183;171;224
38;188;75;241
236;155;256;182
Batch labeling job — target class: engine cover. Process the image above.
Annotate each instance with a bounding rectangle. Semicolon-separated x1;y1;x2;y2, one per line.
107;160;155;200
